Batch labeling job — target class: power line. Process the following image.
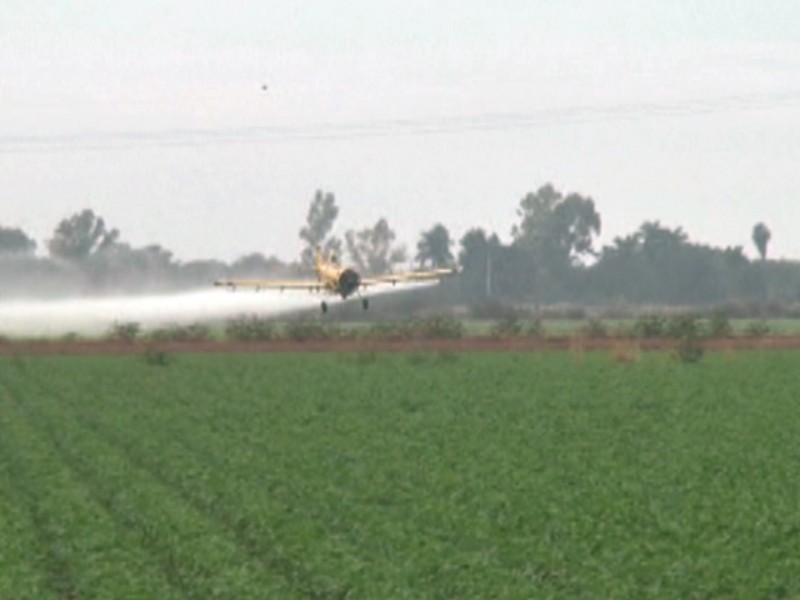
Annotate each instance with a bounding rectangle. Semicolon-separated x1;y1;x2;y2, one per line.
2;91;800;154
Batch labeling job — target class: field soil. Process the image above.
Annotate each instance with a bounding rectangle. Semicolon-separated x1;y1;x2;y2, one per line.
3;335;800;355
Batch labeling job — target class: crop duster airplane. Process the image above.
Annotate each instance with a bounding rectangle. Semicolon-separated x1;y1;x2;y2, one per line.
214;247;458;313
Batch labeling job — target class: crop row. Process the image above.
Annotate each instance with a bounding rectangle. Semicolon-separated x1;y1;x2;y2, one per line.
2;352;800;597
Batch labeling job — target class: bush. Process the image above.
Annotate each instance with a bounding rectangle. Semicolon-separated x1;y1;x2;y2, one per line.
708;309;733;338
583;318;608;338
666;314;701;339
225;315;276;341
490;316;523;338
284;319;333;342
366;321;414;341
108;321;141;343
634;314;666;338
150;323;211;342
525;318;545;338
412;315;463;340
675;336;705;364
744;320;770;338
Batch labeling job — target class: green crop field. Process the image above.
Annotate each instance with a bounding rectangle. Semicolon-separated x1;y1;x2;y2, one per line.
1;351;799;598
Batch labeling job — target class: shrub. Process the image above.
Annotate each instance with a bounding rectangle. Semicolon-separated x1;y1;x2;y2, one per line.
108;321;141;343
283;319;331;342
490;316;523;338
666;314;701;339
150;323;210;342
367;321;414;341
744;320;770;338
225;315;276;341
708;309;733;338
525;318;545;338
634;314;666;338
413;315;463;340
675;336;704;364
583;318;608;338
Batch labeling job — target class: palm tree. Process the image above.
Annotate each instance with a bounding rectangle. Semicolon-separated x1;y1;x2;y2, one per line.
752;222;771;260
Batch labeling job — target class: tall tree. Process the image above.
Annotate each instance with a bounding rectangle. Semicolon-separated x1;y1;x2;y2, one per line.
299;190;342;268
0;225;37;256
752;222;771;260
47;209;119;261
512;183;601;269
345;218;406;274
416;223;454;268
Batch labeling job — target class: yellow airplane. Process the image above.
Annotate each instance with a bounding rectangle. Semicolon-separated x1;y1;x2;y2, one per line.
214;247;458;313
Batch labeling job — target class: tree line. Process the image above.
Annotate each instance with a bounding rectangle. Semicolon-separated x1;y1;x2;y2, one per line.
0;185;794;310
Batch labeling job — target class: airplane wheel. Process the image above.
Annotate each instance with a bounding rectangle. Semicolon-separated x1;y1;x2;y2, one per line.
362;298;369;311
321;301;328;314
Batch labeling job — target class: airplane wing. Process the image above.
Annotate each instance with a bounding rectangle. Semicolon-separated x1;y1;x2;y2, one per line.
214;278;324;293
360;267;458;287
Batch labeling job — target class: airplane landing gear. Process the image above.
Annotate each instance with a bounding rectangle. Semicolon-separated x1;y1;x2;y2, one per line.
361;297;369;311
320;301;328;314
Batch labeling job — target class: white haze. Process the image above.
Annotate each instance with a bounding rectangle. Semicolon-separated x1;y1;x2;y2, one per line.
0;284;431;338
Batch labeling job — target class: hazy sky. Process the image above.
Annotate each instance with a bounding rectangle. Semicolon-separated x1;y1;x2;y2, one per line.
3;1;800;263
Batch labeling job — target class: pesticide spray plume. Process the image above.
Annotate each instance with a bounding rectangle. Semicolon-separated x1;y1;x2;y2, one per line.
0;282;435;338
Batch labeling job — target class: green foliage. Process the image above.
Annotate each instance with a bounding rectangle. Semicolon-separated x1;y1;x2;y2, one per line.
745;320;770;338
583;318;608;338
512;183;601;267
352;350;378;366
149;323;210;342
525;317;545;338
224;314;276;341
675;336;705;363
366;321;413;341
2;353;800;597
142;346;171;367
666;314;701;339
634;314;667;338
708;309;733;338
108;321;141;343
411;314;464;339
283;318;334;342
490;316;523;338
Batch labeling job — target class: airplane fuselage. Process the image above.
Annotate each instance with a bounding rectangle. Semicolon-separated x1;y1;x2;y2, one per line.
315;254;361;298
